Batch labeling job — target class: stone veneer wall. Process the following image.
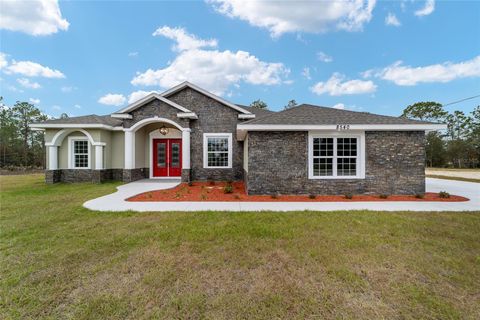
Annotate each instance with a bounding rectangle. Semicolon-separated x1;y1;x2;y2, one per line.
46;169;124;184
167;87;244;181
246;131;425;195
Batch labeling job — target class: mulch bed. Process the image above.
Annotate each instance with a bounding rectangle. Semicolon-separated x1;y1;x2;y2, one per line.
127;181;469;202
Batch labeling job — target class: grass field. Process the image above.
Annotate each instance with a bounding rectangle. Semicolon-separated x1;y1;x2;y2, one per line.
1;174;479;319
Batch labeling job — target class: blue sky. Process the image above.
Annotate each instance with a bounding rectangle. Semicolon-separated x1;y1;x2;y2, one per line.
1;0;479;118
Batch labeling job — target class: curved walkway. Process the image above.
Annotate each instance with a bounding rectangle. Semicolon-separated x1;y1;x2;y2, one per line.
83;178;480;212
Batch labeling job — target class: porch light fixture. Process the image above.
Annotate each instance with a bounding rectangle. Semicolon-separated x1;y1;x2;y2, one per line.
159;126;169;135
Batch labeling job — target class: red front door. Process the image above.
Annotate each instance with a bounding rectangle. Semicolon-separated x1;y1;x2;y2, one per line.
152;139;182;177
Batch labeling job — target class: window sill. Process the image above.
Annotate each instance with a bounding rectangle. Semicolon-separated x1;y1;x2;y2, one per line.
308;176;365;180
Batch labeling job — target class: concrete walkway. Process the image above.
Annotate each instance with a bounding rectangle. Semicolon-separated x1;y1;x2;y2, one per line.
83;178;480;212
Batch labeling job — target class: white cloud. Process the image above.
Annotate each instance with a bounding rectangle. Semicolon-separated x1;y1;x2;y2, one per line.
0;0;69;36
128;90;158;104
373;55;480;86
52;105;61;110
385;13;401;26
128;52;139;57
415;0;435;17
74;104;81;109
0;52;7;69
98;93;126;106
5;59;65;78
311;73;377;96
17;78;41;89
152;26;218;52
317;51;333;63
61;86;74;92
332;103;345;110
29;98;40;104
301;67;311;80
208;0;376;37
132;26;289;95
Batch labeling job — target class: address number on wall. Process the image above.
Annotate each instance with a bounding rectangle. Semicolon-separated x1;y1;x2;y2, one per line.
336;124;350;130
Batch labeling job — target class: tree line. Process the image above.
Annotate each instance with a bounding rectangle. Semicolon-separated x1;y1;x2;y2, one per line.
0;98;48;168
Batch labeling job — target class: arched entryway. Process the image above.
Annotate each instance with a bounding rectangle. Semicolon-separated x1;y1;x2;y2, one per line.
124;117;191;181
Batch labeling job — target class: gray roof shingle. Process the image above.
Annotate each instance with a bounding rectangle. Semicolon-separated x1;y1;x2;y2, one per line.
241;104;435;125
236;104;276;118
36;115;123;127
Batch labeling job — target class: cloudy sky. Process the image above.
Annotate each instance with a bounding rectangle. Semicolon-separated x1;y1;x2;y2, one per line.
1;0;479;117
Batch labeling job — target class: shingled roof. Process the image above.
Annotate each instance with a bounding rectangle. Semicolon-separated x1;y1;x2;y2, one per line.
36;115;123;127
235;105;276;118
241;104;434;125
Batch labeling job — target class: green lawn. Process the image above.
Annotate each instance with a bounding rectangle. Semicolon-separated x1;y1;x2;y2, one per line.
1;175;479;319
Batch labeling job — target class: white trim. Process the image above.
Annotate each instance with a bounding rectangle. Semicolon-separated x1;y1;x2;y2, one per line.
115;93;192;114
111;113;132;119
308;131;365;180
161;81;253;115
177;112;198;119
127;116;187;132
46;128;106;147
125;131;134;169
238;114;256;119
31;123;118;130
238;124;447;131
95;145;104;170
48;146;58;170
182;130;190;170
68;136;91;169
203;133;233;169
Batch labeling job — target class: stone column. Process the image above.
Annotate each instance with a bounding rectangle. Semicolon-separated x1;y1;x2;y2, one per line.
48;146;58;170
124;131;134;169
95;145;104;170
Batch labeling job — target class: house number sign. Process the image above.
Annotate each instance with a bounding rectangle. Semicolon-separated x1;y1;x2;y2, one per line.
336;124;350;131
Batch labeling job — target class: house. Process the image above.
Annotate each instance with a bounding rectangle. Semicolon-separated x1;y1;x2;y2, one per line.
30;81;446;195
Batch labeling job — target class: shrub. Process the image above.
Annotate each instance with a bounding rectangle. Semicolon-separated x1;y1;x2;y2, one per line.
271;192;279;199
146;192;153;199
188;181;193;187
209;180;215;186
200;194;207;201
223;184;233;194
308;194;316;199
439;191;450;198
379;194;389;199
234;194;241;200
344;193;353;200
415;193;424;199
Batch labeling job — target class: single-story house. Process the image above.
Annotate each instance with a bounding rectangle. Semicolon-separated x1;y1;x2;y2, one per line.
31;81;446;195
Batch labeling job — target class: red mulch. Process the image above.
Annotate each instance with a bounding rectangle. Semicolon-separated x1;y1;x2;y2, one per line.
126;181;469;202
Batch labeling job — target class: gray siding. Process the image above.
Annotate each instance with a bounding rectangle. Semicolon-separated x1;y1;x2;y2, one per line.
246;131;425;195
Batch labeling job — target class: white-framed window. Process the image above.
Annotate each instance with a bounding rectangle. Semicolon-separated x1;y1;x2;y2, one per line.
308;132;365;179
68;136;91;169
203;133;232;168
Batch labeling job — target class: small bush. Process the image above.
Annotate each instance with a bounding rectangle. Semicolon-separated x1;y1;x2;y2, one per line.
344;193;353;200
415;193;424;199
234;194;241;200
223;184;233;194
308;194;316;199
209;180;215;186
200;194;207;201
188;181;193;187
439;191;450;198
379;194;389;199
146;192;153;199
271;193;279;199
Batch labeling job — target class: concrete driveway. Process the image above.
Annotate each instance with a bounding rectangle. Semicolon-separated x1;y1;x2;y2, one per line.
83;178;479;212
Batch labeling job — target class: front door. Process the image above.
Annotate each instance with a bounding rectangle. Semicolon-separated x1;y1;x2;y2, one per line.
152;139;182;177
